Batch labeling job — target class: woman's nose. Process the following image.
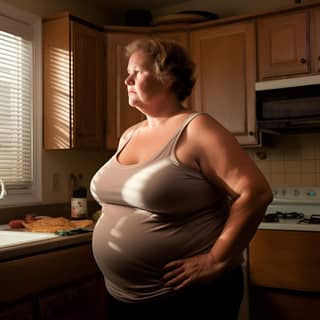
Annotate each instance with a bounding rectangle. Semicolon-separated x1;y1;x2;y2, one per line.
125;74;134;86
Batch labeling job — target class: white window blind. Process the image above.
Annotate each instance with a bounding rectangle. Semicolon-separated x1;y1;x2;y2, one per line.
0;2;42;206
0;30;32;190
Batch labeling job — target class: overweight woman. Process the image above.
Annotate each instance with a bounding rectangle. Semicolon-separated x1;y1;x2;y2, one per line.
90;38;273;320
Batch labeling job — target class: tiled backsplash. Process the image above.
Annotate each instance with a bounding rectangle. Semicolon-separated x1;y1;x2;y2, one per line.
248;133;320;187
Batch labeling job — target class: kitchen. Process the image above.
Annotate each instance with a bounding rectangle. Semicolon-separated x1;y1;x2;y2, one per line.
1;0;320;319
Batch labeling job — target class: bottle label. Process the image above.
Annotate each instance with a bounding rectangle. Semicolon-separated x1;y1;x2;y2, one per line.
71;198;88;219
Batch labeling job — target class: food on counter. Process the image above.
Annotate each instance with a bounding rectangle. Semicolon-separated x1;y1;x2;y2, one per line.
8;215;93;233
23;217;93;233
8;219;25;229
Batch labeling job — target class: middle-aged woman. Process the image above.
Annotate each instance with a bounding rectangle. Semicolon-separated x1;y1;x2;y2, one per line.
90;38;273;319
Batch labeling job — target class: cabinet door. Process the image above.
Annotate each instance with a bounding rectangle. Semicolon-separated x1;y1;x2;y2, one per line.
249;230;320;291
106;33;146;150
257;10;309;80
0;302;35;320
152;31;188;48
43;16;71;149
190;21;257;145
43;15;104;150
250;286;320;320
72;21;105;150
152;31;191;109
38;278;107;320
310;6;320;74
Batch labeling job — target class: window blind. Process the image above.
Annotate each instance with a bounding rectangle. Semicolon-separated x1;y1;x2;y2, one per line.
0;29;33;190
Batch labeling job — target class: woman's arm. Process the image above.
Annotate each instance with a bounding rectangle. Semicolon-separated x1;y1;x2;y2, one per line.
162;114;273;289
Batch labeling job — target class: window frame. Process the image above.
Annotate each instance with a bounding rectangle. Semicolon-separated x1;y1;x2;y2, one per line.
0;1;42;207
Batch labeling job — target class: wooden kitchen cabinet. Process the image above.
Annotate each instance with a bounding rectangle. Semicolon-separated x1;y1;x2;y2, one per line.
152;31;189;48
0;301;36;320
258;7;320;80
310;6;320;74
38;278;107;320
249;230;320;320
0;244;108;319
43;13;105;150
105;32;146;150
105;31;189;150
190;21;258;145
152;31;191;109
250;286;320;320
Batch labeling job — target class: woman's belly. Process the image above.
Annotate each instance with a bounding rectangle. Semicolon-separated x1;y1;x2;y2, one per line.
92;204;225;301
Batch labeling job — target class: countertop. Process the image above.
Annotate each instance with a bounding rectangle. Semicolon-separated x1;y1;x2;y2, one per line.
0;227;93;261
259;222;320;232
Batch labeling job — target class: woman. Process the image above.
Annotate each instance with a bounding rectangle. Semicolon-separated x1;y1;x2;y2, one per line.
90;38;273;319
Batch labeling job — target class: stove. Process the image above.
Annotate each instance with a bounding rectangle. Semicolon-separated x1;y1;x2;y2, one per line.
260;187;320;231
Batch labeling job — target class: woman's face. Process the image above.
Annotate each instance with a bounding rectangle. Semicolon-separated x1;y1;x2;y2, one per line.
125;50;168;108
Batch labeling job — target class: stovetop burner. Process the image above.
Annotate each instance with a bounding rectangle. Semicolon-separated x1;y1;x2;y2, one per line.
262;211;305;223
298;214;320;225
263;212;320;224
261;187;320;230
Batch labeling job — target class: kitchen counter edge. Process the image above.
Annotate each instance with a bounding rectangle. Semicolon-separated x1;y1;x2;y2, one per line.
0;232;92;261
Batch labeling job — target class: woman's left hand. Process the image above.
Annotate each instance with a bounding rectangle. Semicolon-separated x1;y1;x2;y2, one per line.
161;253;225;291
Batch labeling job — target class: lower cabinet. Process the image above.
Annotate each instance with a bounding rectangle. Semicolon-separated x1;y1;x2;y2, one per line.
0;243;108;319
250;286;320;320
38;278;107;320
0;278;107;320
0;301;36;320
249;230;320;320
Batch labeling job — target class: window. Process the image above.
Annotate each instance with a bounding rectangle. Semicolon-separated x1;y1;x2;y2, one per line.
0;2;42;207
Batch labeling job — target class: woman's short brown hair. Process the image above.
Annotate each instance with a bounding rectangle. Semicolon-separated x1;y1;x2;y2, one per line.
125;38;196;102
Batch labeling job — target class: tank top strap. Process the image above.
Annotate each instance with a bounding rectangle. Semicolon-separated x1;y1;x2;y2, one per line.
115;123;141;156
161;112;206;157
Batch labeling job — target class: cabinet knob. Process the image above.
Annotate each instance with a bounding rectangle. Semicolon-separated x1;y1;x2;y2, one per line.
300;58;306;64
249;131;255;136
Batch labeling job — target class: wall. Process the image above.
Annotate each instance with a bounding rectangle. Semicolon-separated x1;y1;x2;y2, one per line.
248;133;320;187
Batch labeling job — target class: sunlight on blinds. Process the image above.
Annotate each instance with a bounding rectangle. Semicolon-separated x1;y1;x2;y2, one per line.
0;30;32;189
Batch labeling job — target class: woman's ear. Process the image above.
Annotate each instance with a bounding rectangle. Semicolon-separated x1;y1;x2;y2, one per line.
163;74;174;89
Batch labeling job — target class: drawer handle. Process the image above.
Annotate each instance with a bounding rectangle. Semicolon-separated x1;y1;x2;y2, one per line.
300;58;306;64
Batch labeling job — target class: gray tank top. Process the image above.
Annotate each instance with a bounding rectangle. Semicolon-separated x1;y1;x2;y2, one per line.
90;112;232;302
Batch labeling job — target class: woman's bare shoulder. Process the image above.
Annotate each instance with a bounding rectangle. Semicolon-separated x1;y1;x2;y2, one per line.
118;120;146;149
189;113;234;141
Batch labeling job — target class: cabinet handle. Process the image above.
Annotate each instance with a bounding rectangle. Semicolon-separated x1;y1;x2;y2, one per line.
300;58;306;64
249;131;255;136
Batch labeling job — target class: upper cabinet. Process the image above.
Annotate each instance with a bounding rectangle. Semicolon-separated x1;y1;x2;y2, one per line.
258;7;320;80
105;31;189;150
190;21;258;145
105;32;146;150
151;31;189;48
310;6;320;75
43;14;105;150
